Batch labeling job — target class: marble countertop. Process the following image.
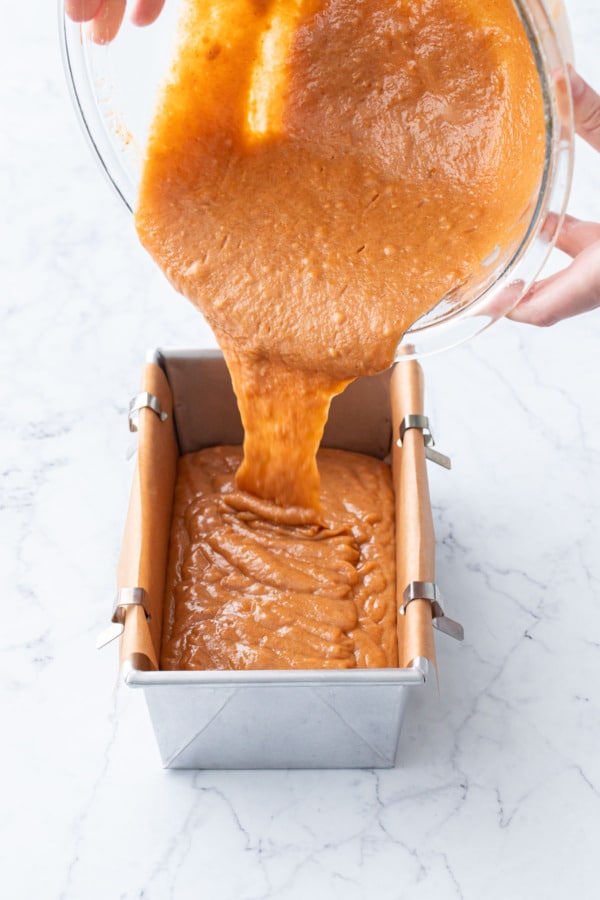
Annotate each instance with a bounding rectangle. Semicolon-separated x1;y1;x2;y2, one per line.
2;1;599;897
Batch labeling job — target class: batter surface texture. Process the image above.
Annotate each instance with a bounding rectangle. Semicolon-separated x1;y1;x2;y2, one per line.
161;446;398;670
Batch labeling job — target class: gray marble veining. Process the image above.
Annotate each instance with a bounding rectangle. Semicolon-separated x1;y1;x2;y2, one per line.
1;1;599;898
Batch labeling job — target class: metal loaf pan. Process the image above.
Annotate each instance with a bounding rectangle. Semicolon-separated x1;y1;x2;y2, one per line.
117;348;436;769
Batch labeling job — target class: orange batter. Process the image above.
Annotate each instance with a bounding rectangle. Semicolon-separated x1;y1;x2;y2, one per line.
136;0;545;510
161;446;397;669
136;0;546;670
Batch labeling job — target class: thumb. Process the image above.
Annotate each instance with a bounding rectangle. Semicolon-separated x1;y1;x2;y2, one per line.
568;67;600;152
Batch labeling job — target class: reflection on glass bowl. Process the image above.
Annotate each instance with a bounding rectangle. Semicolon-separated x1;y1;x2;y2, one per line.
59;0;574;359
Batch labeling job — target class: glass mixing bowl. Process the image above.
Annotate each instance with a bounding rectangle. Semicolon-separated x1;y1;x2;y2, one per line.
59;0;574;358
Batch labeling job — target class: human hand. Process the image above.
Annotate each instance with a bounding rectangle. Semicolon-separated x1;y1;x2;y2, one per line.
509;68;600;327
65;0;165;45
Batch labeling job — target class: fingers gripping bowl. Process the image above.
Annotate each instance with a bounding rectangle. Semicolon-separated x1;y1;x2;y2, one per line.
60;0;574;358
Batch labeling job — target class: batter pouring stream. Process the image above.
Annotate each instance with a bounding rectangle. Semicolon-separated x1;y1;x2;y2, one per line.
136;0;545;509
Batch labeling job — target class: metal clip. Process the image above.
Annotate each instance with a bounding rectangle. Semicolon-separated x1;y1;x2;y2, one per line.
128;392;168;433
398;414;451;469
96;587;150;650
400;581;464;642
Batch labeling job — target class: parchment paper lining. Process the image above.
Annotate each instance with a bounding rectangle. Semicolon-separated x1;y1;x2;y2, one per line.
118;359;437;673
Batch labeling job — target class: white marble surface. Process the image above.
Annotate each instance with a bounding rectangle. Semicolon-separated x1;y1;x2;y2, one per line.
2;1;600;897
